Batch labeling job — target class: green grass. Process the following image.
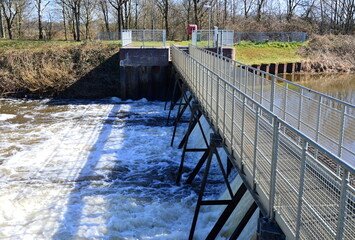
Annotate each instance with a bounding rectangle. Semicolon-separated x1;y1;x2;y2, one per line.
235;41;306;65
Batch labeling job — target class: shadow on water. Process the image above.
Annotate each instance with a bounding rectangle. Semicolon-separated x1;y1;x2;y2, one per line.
51;101;197;239
52;104;121;239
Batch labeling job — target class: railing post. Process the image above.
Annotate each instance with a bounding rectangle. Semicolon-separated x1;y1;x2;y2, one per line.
269;117;280;220
315;96;322;141
338;104;346;158
223;81;227;137
295;139;308;239
240;96;246;162
216;76;220;129
283;83;288;120
252;69;256;99
297;88;303;130
336;169;349;240
230;88;235;154
252;106;260;187
163;30;166;47
270;76;275;112
260;74;264;105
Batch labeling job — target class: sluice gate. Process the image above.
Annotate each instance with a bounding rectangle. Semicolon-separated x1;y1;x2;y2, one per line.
168;45;355;239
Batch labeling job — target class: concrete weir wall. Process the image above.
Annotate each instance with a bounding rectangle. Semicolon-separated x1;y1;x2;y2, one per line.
119;48;172;101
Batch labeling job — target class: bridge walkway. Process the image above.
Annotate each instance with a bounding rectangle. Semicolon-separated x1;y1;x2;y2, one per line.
171;45;355;240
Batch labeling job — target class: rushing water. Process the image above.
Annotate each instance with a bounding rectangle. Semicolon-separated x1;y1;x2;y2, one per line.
279;73;355;105
0;73;353;239
0;98;257;239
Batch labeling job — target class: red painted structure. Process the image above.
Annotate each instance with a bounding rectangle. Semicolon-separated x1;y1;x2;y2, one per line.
187;24;197;35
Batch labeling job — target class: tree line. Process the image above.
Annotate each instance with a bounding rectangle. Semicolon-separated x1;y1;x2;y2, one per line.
0;0;354;41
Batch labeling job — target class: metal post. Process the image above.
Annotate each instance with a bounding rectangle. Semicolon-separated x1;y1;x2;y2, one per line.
230;88;235;154
223;81;227;137
240;96;246;161
252;106;260;187
163;30;166;47
283;83;288;120
295;139;308;239
270;76;275;112
297;89;303;131
338;104;346;158
142;30;145;47
260;74;264;105
336;169;349;240
268;117;280;220
252;69;256;99
315;96;322;141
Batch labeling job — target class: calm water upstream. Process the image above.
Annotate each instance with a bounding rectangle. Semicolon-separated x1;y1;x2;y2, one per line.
279;73;355;105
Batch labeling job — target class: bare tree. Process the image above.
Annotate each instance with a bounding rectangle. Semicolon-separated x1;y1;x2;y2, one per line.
14;0;28;38
1;0;18;39
34;0;50;40
0;0;4;38
99;0;110;34
157;0;169;37
243;0;255;18
256;0;267;21
286;0;303;22
60;0;81;41
108;0;128;33
82;0;96;39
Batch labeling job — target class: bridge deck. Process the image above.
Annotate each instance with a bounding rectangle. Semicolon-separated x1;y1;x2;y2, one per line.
171;45;355;240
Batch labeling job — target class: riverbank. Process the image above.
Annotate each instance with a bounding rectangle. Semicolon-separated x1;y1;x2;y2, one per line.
0;36;353;98
0;40;120;98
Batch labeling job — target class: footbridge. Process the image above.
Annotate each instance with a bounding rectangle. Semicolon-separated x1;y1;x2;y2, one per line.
170;45;354;239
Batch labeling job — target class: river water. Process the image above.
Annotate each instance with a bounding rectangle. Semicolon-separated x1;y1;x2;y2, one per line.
0;98;257;239
0;73;353;239
279;73;355;105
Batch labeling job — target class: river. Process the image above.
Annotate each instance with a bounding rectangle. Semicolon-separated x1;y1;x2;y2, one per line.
0;73;353;239
279;73;355;105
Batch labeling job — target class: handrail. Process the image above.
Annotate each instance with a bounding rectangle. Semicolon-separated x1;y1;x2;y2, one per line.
189;45;355;166
171;45;355;240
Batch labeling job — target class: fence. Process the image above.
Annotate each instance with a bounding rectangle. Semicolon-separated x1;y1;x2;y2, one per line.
171;45;355;240
189;45;354;169
191;29;234;47
235;32;307;43
120;29;166;47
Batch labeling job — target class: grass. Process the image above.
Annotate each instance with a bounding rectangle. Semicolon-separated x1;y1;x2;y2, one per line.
235;41;306;65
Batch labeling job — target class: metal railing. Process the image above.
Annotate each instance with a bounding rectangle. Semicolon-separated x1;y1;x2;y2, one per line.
189;45;355;170
235;32;307;43
121;29;166;48
191;29;234;47
171;45;355;240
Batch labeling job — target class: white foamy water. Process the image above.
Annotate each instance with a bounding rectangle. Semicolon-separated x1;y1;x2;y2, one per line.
0;98;256;239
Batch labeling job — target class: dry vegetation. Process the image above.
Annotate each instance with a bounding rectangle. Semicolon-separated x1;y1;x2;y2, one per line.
0;41;119;97
298;35;355;73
